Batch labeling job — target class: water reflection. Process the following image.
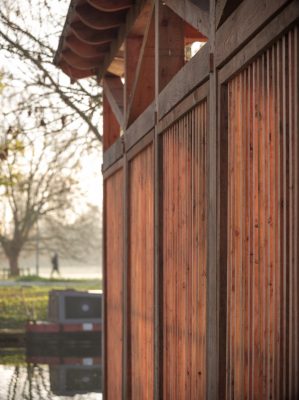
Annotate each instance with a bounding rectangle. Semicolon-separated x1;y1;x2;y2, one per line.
0;335;102;400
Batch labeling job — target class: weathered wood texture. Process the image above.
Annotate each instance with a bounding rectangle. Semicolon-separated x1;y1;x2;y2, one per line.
104;169;124;400
224;25;299;400
128;144;154;399
162;99;207;399
103;94;120;151
100;3;299;400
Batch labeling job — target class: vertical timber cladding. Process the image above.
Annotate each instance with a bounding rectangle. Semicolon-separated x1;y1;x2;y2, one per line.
225;25;299;400
104;169;124;400
162;100;207;399
128;143;154;399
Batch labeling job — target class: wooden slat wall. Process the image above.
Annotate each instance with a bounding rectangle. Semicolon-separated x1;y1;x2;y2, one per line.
162;100;207;399
225;25;299;400
128;144;154;399
105;169;124;400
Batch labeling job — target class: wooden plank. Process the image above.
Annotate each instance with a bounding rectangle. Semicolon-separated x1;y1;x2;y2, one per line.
161;100;207;399
218;84;228;400
158;81;208;134
65;35;110;58
218;0;299;84
127;129;154;161
103;157;124;180
222;24;299;399
61;49;104;69
102;136;124;171
125;101;155;151
103;178;108;400
87;0;133;12
103;94;121;151
122;153;129;400
70;21;118;45
215;0;290;67
103;76;124;128
158;43;209;120
153;127;163;400
163;0;209;37
128;144;154;399
105;169;124;400
206;0;218;399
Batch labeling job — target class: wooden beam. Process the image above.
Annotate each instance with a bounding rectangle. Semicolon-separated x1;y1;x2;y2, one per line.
103;94;120;151
157;81;209;134
97;0;150;79
163;0;209;37
61;49;104;69
103;76;124;127
76;4;125;30
124;36;143;116
156;2;185;93
125;101;155;151
218;0;299;84
215;0;290;67
59;60;95;79
158;42;209;119
65;35;109;58
87;0;133;12
126;5;155;126
107;57;125;76
102;137;124;172
184;22;207;43
70;21;117;45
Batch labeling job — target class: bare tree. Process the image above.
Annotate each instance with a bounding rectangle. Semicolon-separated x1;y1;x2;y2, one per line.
0;1;104;276
0;126;86;276
0;0;103;143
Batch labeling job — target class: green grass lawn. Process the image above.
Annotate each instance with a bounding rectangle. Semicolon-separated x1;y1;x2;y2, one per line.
0;277;101;330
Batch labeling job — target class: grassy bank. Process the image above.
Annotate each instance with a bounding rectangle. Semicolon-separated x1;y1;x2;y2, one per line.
0;277;101;330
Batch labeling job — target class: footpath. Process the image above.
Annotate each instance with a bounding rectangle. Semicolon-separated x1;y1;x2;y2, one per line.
0;280;95;287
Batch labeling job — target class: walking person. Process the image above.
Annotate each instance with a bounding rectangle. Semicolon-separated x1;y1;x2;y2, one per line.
50;252;60;278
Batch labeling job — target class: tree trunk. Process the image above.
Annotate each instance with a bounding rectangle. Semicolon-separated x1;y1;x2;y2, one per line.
8;253;20;277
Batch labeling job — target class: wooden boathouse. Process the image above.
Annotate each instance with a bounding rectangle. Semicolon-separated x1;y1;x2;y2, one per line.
55;0;299;398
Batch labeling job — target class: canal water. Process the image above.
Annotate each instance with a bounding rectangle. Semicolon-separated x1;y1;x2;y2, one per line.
0;339;102;400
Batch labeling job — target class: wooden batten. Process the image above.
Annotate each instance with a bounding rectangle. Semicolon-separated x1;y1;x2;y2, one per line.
103;94;120;151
